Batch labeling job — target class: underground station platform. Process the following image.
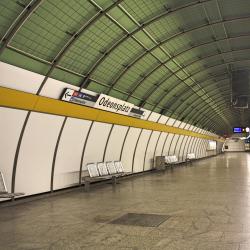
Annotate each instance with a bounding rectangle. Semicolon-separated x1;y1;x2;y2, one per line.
1;0;250;249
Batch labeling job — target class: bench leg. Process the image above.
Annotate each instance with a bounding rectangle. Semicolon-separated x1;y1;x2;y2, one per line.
84;181;90;192
111;176;117;186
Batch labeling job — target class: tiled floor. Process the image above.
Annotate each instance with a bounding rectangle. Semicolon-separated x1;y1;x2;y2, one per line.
1;153;250;249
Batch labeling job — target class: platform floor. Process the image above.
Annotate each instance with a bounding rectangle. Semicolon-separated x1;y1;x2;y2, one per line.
1;153;250;250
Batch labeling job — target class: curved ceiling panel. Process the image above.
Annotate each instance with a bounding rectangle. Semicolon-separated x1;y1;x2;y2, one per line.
1;0;250;134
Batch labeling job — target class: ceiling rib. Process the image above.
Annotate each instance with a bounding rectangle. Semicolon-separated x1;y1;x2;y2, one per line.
79;0;214;89
0;0;43;56
145;73;229;111
139;72;229;107
106;16;250;94
107;32;250;96
82;1;232;124
144;55;250;108
35;0;124;95
160;80;231;126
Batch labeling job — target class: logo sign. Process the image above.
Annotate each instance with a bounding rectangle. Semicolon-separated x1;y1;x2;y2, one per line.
61;88;98;107
95;94;134;115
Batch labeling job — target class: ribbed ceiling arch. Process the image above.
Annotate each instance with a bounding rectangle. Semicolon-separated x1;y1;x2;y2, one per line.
1;0;250;134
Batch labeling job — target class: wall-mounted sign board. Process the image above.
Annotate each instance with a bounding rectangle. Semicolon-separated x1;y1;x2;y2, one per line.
61;88;146;119
94;93;134;115
233;127;249;133
61;88;98;107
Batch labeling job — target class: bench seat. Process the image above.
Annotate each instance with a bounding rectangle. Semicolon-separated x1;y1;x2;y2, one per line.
82;161;129;191
186;153;196;163
0;171;24;199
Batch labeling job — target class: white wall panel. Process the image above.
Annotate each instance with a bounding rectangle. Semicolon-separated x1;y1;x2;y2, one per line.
144;131;161;171
162;133;174;155
185;124;192;130
155;132;168;157
193;138;201;157
135;112;162;172
0;62;42;93
198;128;203;132
121;128;141;172
200;140;208;158
133;130;151;173
158;115;168;124
195;139;201;158
174;135;184;157
0;108;28;201
166;118;175;126
53;118;92;190
183;136;194;159
200;140;210;158
188;125;195;131
202;140;209;158
178;136;189;161
191;137;199;154
168;134;180;155
196;138;204;154
173;120;181;127
15;112;64;196
104;125;128;161
179;122;187;129
148;112;161;121
82;122;112;169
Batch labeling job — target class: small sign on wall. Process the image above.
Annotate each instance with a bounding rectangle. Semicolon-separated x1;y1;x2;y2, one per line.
61;88;98;107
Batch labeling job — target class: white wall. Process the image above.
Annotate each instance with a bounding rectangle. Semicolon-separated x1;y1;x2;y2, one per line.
104;125;128;161
0;62;222;200
0;62;42;94
53;118;92;190
0;108;28;201
15;112;64;196
121;128;141;172
223;138;245;152
82;122;112;167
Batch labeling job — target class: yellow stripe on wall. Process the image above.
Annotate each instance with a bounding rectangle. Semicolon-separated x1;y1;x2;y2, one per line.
0;87;225;142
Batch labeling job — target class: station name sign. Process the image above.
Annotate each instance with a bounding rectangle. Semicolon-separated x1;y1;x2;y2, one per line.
61;88;145;118
95;94;133;115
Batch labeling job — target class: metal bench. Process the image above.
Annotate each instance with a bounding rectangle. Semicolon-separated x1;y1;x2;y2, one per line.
165;155;178;169
0;171;24;198
186;153;196;164
155;155;179;170
82;161;127;191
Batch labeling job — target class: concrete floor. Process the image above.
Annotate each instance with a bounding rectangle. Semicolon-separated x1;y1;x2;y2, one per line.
1;153;250;250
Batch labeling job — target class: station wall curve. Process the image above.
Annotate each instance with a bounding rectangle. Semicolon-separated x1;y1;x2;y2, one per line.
0;62;223;201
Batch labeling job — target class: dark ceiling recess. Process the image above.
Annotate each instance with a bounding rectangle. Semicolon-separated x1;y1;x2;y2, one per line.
232;70;250;109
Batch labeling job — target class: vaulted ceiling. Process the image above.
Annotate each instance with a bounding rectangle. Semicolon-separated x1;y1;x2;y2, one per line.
1;0;250;135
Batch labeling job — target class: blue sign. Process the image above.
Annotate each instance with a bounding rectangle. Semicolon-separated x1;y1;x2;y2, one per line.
233;127;243;133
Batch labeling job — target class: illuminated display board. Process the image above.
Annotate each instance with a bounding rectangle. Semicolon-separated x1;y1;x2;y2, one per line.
233;127;243;133
233;127;250;133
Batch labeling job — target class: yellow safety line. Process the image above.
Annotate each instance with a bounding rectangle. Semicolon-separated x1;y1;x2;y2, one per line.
0;87;225;142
